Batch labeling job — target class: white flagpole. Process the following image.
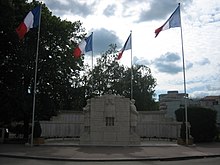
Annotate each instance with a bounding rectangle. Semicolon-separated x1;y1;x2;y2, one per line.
179;3;188;145
31;5;42;147
91;32;94;94
130;31;133;99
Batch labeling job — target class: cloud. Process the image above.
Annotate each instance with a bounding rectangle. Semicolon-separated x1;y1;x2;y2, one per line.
186;62;193;70
138;0;178;22
91;28;121;55
153;52;182;74
137;0;192;22
132;52;193;75
196;57;210;66
133;56;150;66
103;4;117;17
206;84;220;92
198;7;220;24
189;84;220;98
181;73;220;98
43;0;96;17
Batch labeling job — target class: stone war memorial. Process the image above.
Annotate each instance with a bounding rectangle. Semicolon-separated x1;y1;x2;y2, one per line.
80;90;140;146
40;91;182;145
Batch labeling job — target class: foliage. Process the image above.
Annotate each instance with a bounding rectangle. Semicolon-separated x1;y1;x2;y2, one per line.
33;121;42;138
0;0;85;139
84;44;157;111
132;65;157;111
175;107;218;142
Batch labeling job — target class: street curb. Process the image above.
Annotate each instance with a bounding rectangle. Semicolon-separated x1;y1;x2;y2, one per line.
40;144;179;147
1;153;220;162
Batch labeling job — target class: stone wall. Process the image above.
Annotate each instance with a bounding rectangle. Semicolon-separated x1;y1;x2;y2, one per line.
40;111;82;138
137;111;181;139
40;105;181;141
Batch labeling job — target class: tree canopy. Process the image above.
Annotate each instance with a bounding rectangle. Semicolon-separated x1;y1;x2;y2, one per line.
0;0;86;139
84;44;157;111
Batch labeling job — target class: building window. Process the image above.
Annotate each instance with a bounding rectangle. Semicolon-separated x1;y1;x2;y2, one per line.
106;117;114;126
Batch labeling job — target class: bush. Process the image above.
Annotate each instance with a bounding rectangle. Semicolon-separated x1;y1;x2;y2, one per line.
33;121;42;138
175;107;217;142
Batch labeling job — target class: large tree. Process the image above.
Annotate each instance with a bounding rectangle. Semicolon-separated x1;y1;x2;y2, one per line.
0;0;86;139
84;44;157;111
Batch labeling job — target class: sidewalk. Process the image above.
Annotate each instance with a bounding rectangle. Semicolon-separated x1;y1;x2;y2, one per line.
0;140;220;161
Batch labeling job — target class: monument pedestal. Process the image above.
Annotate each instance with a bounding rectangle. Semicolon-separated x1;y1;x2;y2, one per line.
80;93;140;146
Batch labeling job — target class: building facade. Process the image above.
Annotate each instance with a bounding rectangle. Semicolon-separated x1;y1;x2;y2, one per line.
159;91;188;120
159;91;220;126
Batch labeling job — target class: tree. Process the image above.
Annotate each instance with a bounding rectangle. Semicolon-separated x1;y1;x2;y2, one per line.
132;65;157;111
84;44;157;111
0;0;86;140
175;107;218;142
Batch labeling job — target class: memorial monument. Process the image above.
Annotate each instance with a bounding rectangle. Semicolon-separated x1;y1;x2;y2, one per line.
80;91;140;146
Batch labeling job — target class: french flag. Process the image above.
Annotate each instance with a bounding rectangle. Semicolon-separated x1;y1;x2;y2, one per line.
16;6;41;40
155;4;181;38
117;34;131;60
73;33;93;58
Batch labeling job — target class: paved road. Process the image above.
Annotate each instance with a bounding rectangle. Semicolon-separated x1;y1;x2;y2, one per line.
1;157;220;165
0;141;220;162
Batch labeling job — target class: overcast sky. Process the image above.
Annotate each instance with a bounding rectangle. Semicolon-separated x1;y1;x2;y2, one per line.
42;0;220;99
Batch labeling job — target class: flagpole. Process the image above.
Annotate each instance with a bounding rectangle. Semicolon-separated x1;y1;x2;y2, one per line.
91;32;94;95
31;5;42;147
130;30;133;99
179;3;188;145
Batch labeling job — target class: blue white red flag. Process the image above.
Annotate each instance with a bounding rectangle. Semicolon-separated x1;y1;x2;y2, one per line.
155;5;181;37
16;6;40;39
117;34;131;60
73;33;93;58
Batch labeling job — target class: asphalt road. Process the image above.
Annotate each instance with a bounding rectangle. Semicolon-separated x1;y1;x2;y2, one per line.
1;157;220;165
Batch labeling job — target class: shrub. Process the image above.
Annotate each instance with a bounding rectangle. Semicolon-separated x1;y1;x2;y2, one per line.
33;121;42;138
175;107;217;142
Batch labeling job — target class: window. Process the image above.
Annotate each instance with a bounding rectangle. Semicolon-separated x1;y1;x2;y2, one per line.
106;117;115;126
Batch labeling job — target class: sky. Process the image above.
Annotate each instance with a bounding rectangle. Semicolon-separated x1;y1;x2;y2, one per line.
41;0;220;100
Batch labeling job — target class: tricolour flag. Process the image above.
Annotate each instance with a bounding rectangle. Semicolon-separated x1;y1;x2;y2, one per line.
155;5;181;38
117;34;131;60
73;33;93;58
16;6;41;40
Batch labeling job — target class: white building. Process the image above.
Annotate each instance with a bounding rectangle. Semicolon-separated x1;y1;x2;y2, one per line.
159;91;189;120
159;91;220;126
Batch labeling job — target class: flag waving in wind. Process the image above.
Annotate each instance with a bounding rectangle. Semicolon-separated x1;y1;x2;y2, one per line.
16;6;41;40
73;33;93;58
155;4;181;37
117;34;131;60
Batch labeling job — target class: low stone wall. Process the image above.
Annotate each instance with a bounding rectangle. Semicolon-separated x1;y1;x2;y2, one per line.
40;110;181;140
40;111;83;138
40;121;81;138
137;121;181;139
137;111;181;139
